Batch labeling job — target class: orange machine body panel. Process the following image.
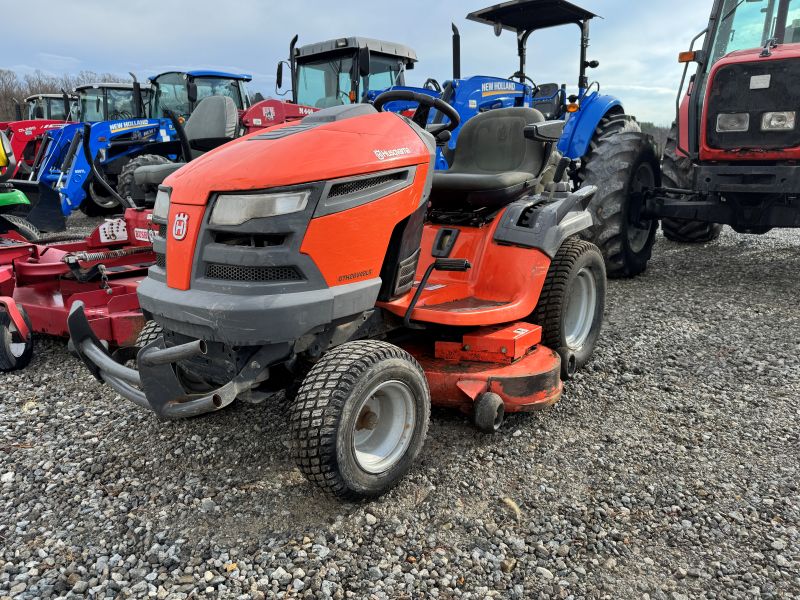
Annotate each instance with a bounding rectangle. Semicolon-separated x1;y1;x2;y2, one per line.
163;112;430;291
407;322;562;413
379;213;552;327
300;166;429;288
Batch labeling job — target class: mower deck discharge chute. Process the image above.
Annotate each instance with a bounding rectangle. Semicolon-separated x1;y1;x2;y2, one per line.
69;92;607;499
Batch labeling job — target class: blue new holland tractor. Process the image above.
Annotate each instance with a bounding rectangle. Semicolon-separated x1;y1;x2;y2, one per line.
401;0;661;277
18;71;253;229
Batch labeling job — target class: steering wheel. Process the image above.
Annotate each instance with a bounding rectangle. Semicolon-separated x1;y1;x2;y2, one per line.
111;110;134;120
373;90;460;137
423;78;442;93
509;74;539;96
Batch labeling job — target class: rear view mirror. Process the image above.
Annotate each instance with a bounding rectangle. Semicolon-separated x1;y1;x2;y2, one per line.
524;120;566;143
276;62;284;89
187;81;198;104
358;47;371;77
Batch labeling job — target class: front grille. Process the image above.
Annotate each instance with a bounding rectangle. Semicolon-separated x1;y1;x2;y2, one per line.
205;263;302;282
329;172;406;198
155;254;166;269
158;223;167;238
707;58;800;150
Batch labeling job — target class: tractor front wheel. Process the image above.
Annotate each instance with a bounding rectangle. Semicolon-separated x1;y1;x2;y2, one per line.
0;305;33;372
289;340;430;500
578;114;660;278
81;182;121;217
661;124;723;244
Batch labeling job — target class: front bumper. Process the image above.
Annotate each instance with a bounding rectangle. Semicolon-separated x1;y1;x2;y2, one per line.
642;164;800;229
68;302;287;419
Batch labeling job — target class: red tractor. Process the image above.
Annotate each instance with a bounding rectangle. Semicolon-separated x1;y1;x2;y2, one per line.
641;0;800;245
0;93;77;178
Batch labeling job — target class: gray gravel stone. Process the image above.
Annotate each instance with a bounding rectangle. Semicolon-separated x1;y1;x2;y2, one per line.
1;222;799;599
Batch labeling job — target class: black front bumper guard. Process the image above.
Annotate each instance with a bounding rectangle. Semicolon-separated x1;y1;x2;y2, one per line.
68;302;273;419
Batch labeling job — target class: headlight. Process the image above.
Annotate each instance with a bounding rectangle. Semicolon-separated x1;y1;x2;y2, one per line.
210;191;310;226
153;187;170;221
762;111;796;131
716;113;750;133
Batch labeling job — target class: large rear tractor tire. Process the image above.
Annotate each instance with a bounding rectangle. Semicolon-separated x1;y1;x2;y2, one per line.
118;154;172;206
661;124;723;244
1;214;40;242
532;238;606;376
289;340;431;500
578;115;660;278
0;305;33;372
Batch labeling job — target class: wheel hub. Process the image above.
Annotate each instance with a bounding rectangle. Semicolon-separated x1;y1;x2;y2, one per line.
627;163;656;253
353;380;416;475
564;267;598;350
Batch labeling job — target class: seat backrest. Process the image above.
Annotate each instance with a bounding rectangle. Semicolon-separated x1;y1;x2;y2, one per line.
532;83;563;120
449;107;546;176
184;96;238;142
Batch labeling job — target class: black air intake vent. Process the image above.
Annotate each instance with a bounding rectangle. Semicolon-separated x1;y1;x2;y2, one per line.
329;171;408;198
155;254;166;269
205;263;303;282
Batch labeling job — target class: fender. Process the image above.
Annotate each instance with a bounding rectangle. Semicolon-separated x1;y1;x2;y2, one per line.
557;92;624;160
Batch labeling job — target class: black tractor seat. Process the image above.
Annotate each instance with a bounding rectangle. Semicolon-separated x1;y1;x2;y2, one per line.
430;107;547;211
134;95;239;187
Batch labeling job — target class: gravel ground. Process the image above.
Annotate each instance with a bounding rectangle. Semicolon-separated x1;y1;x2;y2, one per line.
1;226;799;599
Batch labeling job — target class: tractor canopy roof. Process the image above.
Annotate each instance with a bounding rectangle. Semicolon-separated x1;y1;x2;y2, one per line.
297;37;418;64
25;93;75;102
467;0;597;33
148;70;253;82
75;83;137;92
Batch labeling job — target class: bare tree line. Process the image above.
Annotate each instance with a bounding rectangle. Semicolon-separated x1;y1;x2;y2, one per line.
0;69;128;120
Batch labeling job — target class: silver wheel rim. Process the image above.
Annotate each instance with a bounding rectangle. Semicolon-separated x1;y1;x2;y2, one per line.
4;320;28;359
352;380;416;474
627;163;655;253
564;267;597;350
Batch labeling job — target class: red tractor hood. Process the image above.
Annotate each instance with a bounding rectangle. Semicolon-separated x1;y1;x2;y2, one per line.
164;111;431;206
701;42;800;161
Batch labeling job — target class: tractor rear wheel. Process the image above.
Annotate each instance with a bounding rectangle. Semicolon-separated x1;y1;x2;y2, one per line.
531;238;606;374
0;305;33;372
1;214;40;242
118;155;173;206
289;340;430;500
661;124;723;244
578;115;660;278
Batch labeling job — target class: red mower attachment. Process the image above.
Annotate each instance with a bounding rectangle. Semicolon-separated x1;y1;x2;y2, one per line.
0;209;156;370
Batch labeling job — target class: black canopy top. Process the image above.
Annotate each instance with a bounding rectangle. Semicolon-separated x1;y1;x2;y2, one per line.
467;0;597;33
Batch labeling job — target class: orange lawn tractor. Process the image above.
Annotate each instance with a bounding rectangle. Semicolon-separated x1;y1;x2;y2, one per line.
69;92;607;500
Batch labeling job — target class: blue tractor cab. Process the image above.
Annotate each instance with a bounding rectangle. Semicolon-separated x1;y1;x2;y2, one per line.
277;35;418;109
372;0;660;278
149;70;252;119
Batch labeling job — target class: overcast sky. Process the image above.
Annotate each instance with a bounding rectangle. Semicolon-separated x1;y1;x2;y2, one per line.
3;0;714;125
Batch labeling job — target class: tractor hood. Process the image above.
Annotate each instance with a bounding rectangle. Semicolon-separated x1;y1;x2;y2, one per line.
701;42;800;161
164;109;432;206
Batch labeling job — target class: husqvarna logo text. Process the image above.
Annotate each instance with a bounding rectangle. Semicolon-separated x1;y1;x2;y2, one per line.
373;147;411;161
173;213;189;241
